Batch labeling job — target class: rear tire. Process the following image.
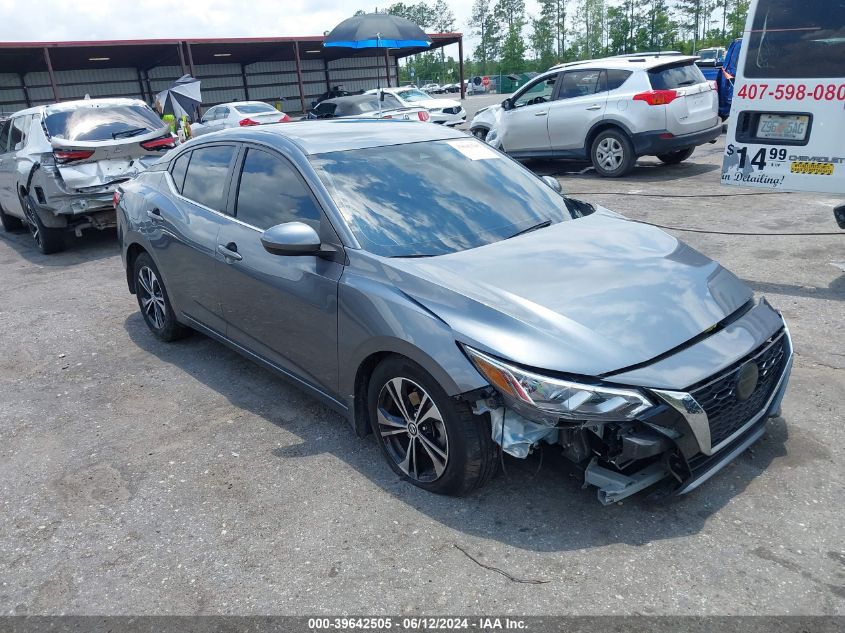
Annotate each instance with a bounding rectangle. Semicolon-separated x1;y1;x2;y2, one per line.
22;195;64;254
590;129;636;178
133;252;188;342
657;147;695;164
368;356;496;496
0;205;24;232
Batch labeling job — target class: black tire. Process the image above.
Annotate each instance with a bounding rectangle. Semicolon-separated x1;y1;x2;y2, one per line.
133;252;188;342
657;147;695;164
471;127;488;141
590;129;637;178
21;195;64;254
0;205;24;232
368;356;497;496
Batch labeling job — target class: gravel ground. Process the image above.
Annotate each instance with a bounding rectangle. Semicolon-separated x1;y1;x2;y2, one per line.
0;123;843;615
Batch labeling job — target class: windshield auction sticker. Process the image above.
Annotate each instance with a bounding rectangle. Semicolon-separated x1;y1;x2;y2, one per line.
448;139;500;160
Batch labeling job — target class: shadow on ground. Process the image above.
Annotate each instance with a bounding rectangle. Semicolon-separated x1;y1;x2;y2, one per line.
124;312;790;553
0;226;118;267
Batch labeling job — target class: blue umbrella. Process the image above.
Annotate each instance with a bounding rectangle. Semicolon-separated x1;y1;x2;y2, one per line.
324;13;432;50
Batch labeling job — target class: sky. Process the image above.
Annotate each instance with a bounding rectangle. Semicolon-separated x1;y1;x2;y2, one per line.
0;0;543;53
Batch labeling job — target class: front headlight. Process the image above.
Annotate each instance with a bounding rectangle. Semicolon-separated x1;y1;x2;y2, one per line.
464;346;654;425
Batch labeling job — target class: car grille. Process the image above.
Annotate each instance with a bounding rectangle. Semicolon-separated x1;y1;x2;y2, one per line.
442;107;461;115
691;331;788;448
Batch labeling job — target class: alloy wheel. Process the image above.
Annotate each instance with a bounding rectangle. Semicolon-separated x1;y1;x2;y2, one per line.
137;265;167;330
22;200;42;249
596;137;624;171
376;377;449;482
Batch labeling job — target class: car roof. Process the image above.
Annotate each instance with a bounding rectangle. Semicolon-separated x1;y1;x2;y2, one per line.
549;54;696;72
11;97;148;118
198;119;465;154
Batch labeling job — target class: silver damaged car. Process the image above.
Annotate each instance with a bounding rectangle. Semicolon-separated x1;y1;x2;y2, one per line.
116;121;792;504
0;98;173;253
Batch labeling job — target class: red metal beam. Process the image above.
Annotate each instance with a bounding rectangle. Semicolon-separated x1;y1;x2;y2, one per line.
293;41;307;113
458;37;465;100
43;47;59;102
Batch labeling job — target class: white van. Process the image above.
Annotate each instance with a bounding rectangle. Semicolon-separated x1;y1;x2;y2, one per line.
722;0;845;196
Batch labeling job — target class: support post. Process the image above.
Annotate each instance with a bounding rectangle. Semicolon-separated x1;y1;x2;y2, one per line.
136;67;147;102
458;37;465;100
384;48;391;87
240;64;251;101
293;41;307;113
43;47;59;102
18;74;31;108
177;43;187;75
185;42;196;77
143;70;154;106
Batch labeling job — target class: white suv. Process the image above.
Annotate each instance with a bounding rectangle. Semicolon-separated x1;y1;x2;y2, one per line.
470;55;721;177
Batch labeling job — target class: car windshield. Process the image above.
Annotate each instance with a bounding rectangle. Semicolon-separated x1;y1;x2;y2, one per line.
347;99;381;115
310;138;575;257
648;62;707;89
698;50;718;60
235;103;277;114
396;90;431;102
44;104;163;142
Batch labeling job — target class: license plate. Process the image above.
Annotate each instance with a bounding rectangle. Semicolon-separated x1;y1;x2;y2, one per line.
757;114;810;141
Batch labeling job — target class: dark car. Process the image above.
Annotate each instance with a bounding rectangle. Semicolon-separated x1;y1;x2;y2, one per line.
307;94;430;122
116;122;792;504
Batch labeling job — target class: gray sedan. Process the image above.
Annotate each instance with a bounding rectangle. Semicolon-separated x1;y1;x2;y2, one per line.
116;121;792;503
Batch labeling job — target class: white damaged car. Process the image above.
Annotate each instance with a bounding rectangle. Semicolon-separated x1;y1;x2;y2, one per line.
0;98;173;253
365;87;466;126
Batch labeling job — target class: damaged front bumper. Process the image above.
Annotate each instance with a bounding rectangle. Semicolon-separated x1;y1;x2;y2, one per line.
477;326;794;505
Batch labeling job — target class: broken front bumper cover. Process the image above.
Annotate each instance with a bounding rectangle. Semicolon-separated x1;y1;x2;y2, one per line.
480;325;794;505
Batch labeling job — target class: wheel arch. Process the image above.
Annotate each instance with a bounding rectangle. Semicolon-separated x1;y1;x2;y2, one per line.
585;119;635;156
124;242;149;294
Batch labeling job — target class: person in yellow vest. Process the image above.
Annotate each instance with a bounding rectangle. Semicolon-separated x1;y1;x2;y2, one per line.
162;113;176;135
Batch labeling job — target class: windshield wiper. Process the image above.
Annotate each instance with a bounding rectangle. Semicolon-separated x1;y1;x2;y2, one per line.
507;219;551;239
392;254;432;258
112;127;149;139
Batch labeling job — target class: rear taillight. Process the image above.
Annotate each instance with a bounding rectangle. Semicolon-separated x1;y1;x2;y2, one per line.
239;118;260;127
140;135;176;151
417;111;430;122
279;114;291;123
53;149;94;164
382;114;393;119
633;89;679;106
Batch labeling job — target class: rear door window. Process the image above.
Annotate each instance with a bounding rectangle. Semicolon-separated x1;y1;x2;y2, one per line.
235;148;321;230
170;151;191;193
181;145;236;211
649;63;707;89
9;116;29;150
606;69;633;91
744;0;845;78
557;70;605;99
44;104;164;142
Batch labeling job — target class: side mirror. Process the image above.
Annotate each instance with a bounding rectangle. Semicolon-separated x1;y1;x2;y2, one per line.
261;221;321;256
14;141;23;151
501;98;513;111
541;175;563;194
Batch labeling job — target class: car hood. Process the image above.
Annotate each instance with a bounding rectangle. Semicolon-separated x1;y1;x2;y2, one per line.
381;209;753;377
470;104;502;129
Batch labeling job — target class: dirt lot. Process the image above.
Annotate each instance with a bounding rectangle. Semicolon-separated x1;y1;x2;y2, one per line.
0;131;843;615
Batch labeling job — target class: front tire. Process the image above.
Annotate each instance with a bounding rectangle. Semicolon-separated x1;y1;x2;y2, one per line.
368;356;496;496
133;252;188;342
471;127;488;141
22;195;64;254
590;129;636;177
657;147;695;164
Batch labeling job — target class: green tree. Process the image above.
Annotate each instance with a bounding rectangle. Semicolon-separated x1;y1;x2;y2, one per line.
726;0;749;39
530;11;557;69
494;0;527;72
572;0;606;58
469;0;501;73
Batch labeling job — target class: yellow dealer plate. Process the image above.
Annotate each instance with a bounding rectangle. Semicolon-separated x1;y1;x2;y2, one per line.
791;161;834;176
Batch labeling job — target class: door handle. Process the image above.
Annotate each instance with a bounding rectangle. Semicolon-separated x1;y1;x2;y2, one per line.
146;207;161;219
586;105;603;111
534;112;548;117
218;242;243;262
